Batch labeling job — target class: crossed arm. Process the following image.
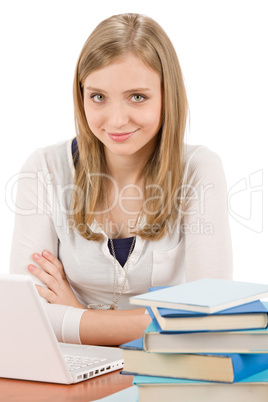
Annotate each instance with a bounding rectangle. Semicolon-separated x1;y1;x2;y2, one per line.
11;144;232;346
28;250;151;345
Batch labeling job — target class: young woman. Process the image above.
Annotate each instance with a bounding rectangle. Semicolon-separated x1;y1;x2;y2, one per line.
10;13;233;345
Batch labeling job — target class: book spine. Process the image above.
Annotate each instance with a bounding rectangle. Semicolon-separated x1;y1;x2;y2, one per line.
233;354;268;381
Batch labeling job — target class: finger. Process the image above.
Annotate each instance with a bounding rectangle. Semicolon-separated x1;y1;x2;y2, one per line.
28;264;61;294
42;250;66;279
35;284;57;303
32;253;63;281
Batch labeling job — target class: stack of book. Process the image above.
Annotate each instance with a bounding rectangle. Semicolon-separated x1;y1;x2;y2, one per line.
120;278;268;402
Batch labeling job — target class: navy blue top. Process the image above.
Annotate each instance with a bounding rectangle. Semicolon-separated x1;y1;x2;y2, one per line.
71;137;79;168
107;236;136;267
71;138;135;267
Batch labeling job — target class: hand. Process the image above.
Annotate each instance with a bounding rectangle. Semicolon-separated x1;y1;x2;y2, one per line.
28;250;84;309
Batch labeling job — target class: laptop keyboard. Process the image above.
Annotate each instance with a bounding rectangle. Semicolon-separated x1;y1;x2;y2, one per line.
64;354;107;371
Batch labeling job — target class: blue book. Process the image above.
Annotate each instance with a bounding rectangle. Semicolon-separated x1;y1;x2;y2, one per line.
146;300;268;332
133;371;268;401
147;286;268;331
129;279;268;313
142;317;268;353
120;337;268;383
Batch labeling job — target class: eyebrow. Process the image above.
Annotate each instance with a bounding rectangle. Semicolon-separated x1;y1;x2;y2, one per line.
85;86;152;94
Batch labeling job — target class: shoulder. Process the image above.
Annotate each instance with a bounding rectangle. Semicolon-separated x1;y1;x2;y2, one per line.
183;144;224;180
20;139;74;174
183;144;223;172
182;144;227;190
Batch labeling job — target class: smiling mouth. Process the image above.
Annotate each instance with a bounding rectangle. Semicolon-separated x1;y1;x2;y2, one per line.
107;130;138;142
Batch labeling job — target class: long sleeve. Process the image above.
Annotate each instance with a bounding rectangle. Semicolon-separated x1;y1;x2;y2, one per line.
9;141;233;343
9;146;86;344
182;145;233;281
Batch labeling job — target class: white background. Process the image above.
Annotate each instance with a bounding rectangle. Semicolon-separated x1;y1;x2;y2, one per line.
1;0;267;282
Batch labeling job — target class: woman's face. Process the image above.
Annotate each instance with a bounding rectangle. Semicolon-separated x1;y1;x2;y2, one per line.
83;53;162;160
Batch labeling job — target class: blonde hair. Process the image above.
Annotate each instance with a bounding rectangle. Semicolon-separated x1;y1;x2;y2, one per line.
72;13;188;241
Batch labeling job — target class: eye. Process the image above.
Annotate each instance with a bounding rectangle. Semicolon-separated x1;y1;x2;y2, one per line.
91;94;106;103
131;94;146;103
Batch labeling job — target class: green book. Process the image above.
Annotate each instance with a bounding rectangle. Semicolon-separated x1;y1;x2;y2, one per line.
143;318;268;354
133;369;268;402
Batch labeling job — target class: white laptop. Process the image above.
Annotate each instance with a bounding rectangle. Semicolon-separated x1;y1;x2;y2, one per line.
0;275;124;384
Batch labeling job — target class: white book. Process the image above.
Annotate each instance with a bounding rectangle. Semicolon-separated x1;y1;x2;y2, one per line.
129;279;268;314
91;386;138;401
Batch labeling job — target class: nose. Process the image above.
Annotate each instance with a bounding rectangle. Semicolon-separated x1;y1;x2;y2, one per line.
107;101;130;130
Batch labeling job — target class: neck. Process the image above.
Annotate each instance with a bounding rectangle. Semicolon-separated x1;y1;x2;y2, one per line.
104;148;152;188
106;157;143;187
